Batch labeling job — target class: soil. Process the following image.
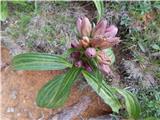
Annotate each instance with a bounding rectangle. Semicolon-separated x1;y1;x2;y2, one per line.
1;46;112;120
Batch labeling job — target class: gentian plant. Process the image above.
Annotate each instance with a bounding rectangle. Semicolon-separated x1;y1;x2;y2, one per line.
12;17;140;119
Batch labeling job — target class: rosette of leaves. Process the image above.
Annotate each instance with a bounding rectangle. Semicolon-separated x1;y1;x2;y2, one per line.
12;17;140;119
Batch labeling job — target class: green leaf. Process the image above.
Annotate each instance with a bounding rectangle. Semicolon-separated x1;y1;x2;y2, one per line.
12;53;72;70
138;42;146;53
93;0;104;21
36;74;65;108
104;48;115;64
82;70;121;113
94;69;103;92
0;2;8;21
36;67;82;108
116;88;141;119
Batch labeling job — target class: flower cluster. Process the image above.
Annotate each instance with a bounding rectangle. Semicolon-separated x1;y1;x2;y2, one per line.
71;16;120;75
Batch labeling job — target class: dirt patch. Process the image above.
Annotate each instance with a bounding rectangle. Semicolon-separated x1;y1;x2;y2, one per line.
1;46;112;120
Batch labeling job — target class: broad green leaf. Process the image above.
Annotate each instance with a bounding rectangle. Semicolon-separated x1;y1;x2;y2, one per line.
94;69;103;92
12;53;72;70
116;88;141;119
36;74;65;108
82;70;121;113
36;67;82;108
104;48;115;64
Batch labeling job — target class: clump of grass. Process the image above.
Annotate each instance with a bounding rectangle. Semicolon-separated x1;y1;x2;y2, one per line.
137;86;160;119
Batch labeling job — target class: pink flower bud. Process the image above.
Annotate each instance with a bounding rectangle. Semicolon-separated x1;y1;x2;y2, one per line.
85;48;96;58
107;37;121;44
76;18;82;35
99;64;111;75
104;25;118;38
81;17;92;37
97;51;111;65
75;60;83;67
71;41;79;48
92;19;108;38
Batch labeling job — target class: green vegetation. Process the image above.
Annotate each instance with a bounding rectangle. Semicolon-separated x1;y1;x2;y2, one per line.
93;0;104;21
2;1;160;119
0;1;35;21
137;86;160;119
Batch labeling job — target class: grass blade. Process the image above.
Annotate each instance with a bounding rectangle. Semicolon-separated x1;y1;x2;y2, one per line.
93;0;104;21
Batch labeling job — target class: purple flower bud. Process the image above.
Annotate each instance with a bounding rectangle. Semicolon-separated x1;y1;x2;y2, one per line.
81;17;92;37
84;63;92;72
85;47;96;58
92;19;108;38
75;60;83;67
71;51;80;59
76;17;82;35
104;25;118;38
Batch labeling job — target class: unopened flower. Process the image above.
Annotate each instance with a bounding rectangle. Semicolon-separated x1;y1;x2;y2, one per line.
83;63;92;72
71;40;79;48
104;25;118;38
75;60;83;67
107;37;121;44
99;64;111;75
79;36;90;48
76;17;82;36
71;51;80;59
91;37;113;49
85;47;96;58
81;17;92;37
90;37;120;49
76;17;92;37
92;19;108;38
97;51;111;65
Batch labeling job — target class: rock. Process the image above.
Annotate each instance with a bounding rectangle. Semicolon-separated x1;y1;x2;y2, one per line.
89;115;120;120
49;96;91;120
